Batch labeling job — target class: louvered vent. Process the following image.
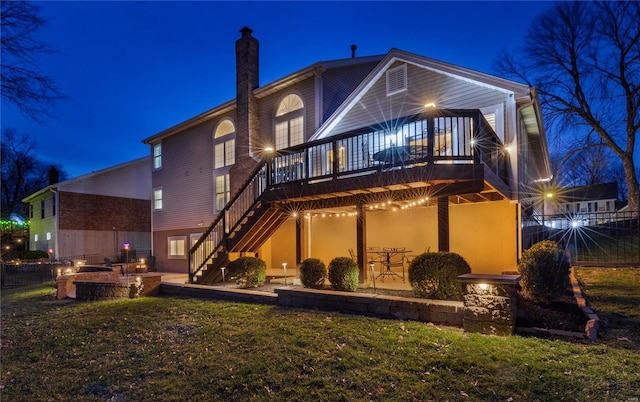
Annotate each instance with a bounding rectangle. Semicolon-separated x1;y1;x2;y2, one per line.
386;64;407;96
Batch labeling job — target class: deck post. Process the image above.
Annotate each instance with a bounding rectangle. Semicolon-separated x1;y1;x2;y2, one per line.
356;203;366;283
438;197;450;252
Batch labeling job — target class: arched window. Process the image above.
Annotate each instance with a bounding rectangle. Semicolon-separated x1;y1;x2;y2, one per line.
274;93;304;150
214;119;236;169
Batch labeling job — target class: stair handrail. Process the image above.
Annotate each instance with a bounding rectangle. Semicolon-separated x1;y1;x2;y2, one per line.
188;160;269;282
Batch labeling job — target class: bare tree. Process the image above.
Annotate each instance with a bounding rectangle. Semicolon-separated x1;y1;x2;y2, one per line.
1;128;67;218
1;0;63;121
495;1;640;211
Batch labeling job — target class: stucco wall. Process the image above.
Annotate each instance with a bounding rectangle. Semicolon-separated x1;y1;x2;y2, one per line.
283;200;517;275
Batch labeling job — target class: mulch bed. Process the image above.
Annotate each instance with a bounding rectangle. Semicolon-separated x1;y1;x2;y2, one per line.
516;288;587;332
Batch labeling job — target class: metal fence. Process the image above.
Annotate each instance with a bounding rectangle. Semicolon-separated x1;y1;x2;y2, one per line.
0;261;57;288
523;210;640;266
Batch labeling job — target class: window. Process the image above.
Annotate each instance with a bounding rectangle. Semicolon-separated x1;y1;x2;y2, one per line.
274;94;304;150
34;234;39;242
153;143;162;169
46;232;51;241
214;120;236;168
215;174;230;212
153;188;163;210
214;139;235;169
168;236;186;259
386;64;407;96
41;199;45;219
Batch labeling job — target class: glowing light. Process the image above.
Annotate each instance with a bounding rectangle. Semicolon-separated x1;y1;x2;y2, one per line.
571;220;580;228
424;102;436;108
545;192;554;198
264;146;274;153
504;145;512;153
292;212;298;218
478;283;489;290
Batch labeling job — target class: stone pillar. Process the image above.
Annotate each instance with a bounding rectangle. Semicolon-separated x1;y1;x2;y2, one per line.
457;274;521;336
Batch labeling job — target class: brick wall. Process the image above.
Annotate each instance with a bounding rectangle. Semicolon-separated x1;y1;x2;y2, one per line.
58;191;150;231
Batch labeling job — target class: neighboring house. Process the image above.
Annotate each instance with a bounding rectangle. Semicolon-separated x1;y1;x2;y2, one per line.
142;27;551;282
22;157;152;262
540;182;620;229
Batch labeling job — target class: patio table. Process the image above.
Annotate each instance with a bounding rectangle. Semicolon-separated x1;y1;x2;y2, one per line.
369;248;410;282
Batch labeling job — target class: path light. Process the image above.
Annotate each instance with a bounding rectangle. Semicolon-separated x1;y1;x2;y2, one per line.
221;267;226;287
369;262;376;291
282;262;288;285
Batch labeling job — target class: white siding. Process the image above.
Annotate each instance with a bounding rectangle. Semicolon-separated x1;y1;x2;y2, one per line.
328;62;509;136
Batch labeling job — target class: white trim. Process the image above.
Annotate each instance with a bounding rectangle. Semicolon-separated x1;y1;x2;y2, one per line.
310;49;531;141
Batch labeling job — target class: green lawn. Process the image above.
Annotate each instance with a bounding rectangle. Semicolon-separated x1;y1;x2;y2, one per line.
1;275;639;401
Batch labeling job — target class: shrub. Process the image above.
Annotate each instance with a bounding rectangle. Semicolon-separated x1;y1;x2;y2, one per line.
19;250;49;260
226;256;266;288
299;258;327;289
408;252;471;300
519;240;570;302
328;257;359;292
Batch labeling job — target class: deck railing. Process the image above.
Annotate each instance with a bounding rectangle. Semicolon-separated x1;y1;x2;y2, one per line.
189;109;507;281
269;109;507;186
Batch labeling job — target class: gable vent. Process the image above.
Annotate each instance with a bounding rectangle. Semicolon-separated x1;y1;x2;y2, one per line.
386;64;407;96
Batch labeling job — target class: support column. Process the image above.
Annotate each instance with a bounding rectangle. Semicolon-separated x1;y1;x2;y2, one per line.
295;215;302;265
438;197;450;252
356;203;366;283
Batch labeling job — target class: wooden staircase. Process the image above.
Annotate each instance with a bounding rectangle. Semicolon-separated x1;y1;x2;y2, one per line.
193;202;288;284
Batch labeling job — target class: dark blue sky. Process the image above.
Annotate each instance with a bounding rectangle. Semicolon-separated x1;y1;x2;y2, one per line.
2;1;553;179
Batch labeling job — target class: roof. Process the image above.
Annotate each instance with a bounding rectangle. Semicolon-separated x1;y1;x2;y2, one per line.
22;156;150;202
562;182;619;203
141;54;385;144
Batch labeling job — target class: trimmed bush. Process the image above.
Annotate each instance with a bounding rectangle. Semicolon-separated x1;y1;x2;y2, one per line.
299;258;327;289
519;240;570;302
408;252;471;300
328;257;359;292
226;256;266;288
19;250;49;260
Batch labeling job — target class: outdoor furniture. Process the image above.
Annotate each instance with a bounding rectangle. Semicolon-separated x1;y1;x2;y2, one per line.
369;247;410;282
372;146;411;164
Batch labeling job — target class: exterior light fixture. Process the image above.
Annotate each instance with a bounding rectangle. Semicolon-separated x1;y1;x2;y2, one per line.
504;145;512;153
136;276;142;284
264;146;274;153
478;283;489;290
282;262;288;285
546;192;553;199
424;102;436;108
571;220;579;229
369;262;376;291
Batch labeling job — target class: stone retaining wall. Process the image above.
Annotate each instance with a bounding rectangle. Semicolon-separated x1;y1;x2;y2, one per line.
275;288;464;326
74;274;163;301
160;283;278;305
56;270;120;299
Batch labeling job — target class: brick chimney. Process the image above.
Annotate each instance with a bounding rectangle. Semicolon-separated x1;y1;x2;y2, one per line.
48;165;59;185
231;27;260;197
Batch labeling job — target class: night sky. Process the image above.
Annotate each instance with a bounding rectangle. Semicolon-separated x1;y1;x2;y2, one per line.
2;1;553;179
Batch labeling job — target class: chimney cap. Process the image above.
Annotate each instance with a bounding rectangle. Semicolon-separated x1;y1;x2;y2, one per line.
350;44;357;58
240;26;253;37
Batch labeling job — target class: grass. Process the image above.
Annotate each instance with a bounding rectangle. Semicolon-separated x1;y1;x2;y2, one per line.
574;267;640;344
1;273;639;401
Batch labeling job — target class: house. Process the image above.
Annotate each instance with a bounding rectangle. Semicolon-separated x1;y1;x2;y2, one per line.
22;157;152;263
142;27;551;283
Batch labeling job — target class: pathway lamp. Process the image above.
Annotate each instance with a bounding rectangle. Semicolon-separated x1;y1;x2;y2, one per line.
282;262;288;285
